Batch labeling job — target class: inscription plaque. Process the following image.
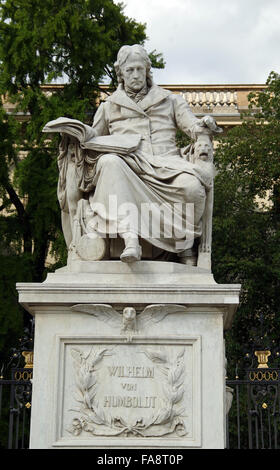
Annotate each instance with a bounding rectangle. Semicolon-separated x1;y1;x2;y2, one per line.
54;335;201;447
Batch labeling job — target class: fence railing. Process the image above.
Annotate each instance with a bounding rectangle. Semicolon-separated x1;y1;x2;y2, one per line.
226;371;280;449
0;368;32;449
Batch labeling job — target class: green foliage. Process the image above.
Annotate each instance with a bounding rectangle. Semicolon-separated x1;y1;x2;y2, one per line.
148;49;165;70
212;71;280;372
0;0;146;90
175;128;193;149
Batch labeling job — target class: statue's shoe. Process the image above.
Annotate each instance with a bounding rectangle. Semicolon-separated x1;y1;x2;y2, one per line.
120;245;142;263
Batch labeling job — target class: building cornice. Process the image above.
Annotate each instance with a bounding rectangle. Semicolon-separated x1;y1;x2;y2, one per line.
3;83;267;127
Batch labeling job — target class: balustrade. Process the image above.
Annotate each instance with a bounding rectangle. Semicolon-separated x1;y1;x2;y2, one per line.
181;90;238;110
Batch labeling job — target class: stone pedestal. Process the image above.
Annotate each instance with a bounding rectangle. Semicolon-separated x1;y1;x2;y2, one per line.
17;261;240;449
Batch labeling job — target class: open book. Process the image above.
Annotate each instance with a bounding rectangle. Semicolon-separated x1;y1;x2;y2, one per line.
42;117;141;155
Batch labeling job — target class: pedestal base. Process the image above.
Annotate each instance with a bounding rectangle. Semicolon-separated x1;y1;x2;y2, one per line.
17;261;240;449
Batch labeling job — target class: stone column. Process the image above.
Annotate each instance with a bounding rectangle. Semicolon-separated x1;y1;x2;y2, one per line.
17;261;240;449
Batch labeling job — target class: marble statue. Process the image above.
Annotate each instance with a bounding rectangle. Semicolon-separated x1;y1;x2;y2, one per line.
43;44;222;268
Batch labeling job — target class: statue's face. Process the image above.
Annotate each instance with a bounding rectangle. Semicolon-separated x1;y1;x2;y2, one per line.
123;307;136;320
194;140;213;161
121;56;147;92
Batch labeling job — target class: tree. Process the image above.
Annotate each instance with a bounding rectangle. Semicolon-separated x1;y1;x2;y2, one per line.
212;72;280;371
0;0;164;362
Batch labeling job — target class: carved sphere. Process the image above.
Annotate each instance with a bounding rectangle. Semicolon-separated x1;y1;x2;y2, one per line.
76;234;107;261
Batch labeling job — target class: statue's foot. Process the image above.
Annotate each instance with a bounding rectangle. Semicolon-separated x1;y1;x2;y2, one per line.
120;245;142;263
119;232;142;263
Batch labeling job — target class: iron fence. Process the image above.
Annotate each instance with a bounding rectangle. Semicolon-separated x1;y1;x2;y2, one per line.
0;368;32;449
0;320;34;449
226;376;280;449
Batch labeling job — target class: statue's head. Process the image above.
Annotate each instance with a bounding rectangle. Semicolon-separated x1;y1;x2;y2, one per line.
122;306;136;321
193;134;213;162
114;44;153;90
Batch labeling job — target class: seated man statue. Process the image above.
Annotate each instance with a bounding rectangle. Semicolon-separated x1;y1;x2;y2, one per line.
46;44;222;268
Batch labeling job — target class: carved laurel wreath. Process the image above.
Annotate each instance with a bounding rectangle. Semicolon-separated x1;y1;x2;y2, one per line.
67;346;187;438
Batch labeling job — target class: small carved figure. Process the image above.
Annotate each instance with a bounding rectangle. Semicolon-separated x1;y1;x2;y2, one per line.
122;307;137;333
71;303;189;338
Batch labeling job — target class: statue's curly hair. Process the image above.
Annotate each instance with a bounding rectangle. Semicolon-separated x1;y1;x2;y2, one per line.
114;44;153;87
